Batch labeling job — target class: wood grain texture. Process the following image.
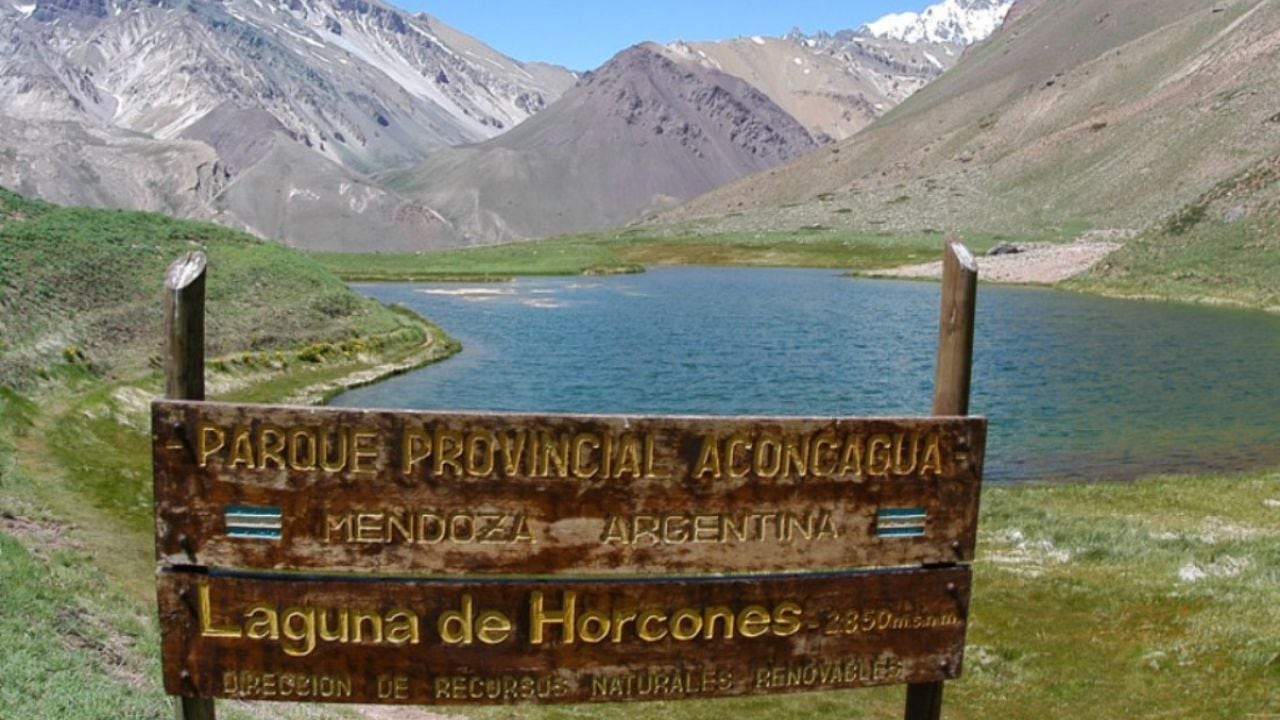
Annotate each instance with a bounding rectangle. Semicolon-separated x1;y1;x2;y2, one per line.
163;250;214;719
152;401;986;575
909;238;980;720
164;251;207;403
932;238;978;417
158;567;970;705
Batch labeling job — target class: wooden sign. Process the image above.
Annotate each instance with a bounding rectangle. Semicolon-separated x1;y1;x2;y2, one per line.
153;401;985;575
154;241;984;717
158;566;970;705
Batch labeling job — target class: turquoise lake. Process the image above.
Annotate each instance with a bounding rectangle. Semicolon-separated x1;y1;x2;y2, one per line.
333;268;1280;482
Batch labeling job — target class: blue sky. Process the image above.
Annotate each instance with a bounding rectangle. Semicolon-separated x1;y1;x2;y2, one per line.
401;1;919;71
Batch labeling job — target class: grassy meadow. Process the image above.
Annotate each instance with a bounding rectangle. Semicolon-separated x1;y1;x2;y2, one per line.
311;228;1008;281
1;187;1278;718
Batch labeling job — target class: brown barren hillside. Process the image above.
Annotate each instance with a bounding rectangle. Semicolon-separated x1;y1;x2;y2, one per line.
385;43;818;244
664;34;956;142
659;0;1280;241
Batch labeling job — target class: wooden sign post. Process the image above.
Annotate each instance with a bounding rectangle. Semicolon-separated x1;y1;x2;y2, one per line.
906;238;979;720
163;250;215;720
154;242;981;718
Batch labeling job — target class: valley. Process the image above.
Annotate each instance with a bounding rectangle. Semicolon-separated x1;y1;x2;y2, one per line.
1;0;1278;717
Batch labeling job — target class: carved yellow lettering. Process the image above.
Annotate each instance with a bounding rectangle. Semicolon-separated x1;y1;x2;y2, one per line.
197;421;226;467
512;514;535;543
891;432;918;475
839;435;864;475
401;427;431;474
288;427;317;470
541;431;570;478
631;515;660;545
281;607;316;657
601;516;627;544
325;513;353;542
867;434;893;475
318;608;349;642
693;434;722;479
670;608;703;641
576;610;611;644
356;513;383;543
643;433;656;479
572;433;600;479
737;606;771;638
319;428;348;472
702;606;735;639
198;582;242;638
509;431;534;476
636;609;668;642
352;609;383;643
754;435;782;478
529;591;576;645
610;609;638;643
726;434;752;478
432;427;464;475
229;425;255;469
466;431;497;477
921;433;944;475
351;429;379;473
257;424;287;470
783;436;810;476
771;602;803;636
613;435;642;479
811;435;839;476
439;595;474;645
245;604;279;640
475;611;512;645
385;609;420;645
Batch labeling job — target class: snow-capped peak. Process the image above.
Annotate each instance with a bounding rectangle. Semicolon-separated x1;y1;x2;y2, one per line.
862;0;1014;45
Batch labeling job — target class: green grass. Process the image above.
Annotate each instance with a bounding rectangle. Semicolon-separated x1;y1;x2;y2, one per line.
3;189;1277;718
1072;216;1280;311
1070;153;1280;312
0;187;463;718
6;358;1277;720
0;186;404;387
313;229;1008;281
463;471;1280;720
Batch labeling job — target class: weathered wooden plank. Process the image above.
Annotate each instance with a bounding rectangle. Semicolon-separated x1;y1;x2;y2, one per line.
932;237;978;419
152;401;986;575
163;251;216;720
164;251;206;403
158;566;970;705
907;237;981;720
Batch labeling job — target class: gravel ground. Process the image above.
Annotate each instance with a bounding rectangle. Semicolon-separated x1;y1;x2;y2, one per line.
869;240;1123;284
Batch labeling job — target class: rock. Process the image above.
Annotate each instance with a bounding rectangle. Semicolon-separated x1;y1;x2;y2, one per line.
988;242;1021;256
1223;205;1247;223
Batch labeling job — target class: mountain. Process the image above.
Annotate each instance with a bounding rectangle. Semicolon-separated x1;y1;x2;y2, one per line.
863;0;1014;45
0;0;575;250
0;0;1016;249
661;0;1015;144
384;1;1021;245
662;34;954;144
659;0;1280;247
386;43;818;243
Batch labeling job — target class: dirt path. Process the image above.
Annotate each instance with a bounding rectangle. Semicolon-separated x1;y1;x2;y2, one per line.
869;239;1123;284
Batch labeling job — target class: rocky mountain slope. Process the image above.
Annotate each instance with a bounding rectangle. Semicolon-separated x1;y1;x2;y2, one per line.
386;0;1019;244
863;0;1013;45
387;43;818;243
0;0;574;250
662;34;954;144
0;0;1017;249
661;0;1280;247
660;0;1014;144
